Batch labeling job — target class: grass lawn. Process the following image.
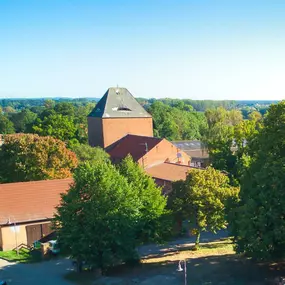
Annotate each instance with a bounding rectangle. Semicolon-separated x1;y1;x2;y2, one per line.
65;239;285;285
0;248;42;263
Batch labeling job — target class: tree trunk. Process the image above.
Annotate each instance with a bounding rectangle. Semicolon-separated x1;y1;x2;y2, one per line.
195;229;201;250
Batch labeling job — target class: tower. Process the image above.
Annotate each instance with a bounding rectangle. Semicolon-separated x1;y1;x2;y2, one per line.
87;87;153;149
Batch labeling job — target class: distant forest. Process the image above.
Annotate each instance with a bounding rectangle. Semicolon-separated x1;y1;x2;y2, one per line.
0;97;276;143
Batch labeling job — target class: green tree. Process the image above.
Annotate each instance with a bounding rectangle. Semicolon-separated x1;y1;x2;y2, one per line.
0;114;15;134
118;156;170;243
0;134;78;183
54;157;169;271
72;144;110;164
234;101;285;259
33;114;77;142
203;107;260;183
44;99;55;109
54;162;141;271
54;102;75;117
169;167;239;247
9;109;37;132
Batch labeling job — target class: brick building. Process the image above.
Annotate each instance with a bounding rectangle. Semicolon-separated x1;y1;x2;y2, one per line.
88;87;153;148
87;87;198;191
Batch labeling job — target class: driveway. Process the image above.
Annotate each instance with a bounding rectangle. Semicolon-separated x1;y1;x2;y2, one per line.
0;257;73;285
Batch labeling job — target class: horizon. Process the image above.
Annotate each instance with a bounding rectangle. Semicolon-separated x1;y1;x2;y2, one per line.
1;1;285;100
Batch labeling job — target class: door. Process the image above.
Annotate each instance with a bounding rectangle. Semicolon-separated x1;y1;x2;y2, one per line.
41;223;52;237
26;225;42;246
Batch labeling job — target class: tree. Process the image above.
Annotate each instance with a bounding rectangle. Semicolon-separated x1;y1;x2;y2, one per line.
234;101;285;259
54;157;169;271
33;114;77;142
3;106;16;113
54;162;141;271
72;144;110;164
168;167;239;247
0;134;78;183
9;109;37;132
0;114;15;134
118;156;170;243
54;102;75;117
203;107;261;183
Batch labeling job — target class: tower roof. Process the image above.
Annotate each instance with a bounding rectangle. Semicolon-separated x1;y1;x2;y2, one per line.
88;87;152;118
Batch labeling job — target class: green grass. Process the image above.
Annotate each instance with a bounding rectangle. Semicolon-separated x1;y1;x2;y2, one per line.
0;248;42;263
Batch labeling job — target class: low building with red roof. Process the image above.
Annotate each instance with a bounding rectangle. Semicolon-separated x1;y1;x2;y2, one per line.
0;178;72;250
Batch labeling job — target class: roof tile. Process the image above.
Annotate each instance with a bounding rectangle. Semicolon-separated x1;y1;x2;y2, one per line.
0;178;72;225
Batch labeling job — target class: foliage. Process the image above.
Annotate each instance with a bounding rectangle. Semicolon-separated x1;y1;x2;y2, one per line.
234;101;285;260
72;144;110;164
203;107;262;183
54;158;168;271
147;101;207;140
9;109;37;132
0;113;15;134
168;167;239;246
33;114;77;143
118;155;170;243
0;134;78;183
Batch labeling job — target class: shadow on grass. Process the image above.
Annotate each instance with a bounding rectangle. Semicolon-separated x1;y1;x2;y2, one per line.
64;254;285;285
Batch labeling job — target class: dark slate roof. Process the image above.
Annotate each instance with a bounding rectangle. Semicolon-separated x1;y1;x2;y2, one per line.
88;87;152;118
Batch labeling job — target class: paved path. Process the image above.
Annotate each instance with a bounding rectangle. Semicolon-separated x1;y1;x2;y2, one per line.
138;229;229;257
0;257;73;285
0;230;228;284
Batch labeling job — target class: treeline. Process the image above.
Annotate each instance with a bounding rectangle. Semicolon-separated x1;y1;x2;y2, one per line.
0;100;95;147
0;98;98;109
0;97;269;143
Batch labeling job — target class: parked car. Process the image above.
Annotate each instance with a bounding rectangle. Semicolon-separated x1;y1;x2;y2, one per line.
48;240;60;255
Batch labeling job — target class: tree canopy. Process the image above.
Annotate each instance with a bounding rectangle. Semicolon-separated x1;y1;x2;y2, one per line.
0;134;78;183
168;167;239;247
233;101;285;259
0;114;15;134
72;144;110;164
202;107;262;183
54;157;167;271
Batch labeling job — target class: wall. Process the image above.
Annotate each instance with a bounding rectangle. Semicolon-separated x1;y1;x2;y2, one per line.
102;117;153;148
153;178;173;195
138;139;190;169
87;117;104;147
0;220;51;251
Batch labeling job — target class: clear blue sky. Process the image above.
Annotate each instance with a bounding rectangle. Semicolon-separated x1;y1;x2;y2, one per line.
1;0;285;100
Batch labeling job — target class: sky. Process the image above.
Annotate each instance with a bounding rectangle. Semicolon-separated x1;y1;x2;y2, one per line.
1;0;285;100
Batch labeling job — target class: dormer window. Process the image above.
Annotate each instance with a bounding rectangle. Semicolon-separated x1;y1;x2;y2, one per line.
117;107;132;112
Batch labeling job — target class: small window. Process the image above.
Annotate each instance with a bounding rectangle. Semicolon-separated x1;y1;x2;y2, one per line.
117;107;132;112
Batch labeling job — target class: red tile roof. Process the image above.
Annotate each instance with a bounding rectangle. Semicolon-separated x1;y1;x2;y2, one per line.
0;178;72;225
145;162;194;182
107;134;163;161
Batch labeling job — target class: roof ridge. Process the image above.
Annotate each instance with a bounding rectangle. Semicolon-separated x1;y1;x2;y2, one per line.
164;162;191;168
125;134;162;140
0;178;73;186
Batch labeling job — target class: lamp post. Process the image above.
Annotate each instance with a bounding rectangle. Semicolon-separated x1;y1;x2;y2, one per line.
8;217;19;255
177;259;187;285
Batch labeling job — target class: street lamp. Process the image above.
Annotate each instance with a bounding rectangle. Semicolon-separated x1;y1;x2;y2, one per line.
177;259;187;285
8;217;19;255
